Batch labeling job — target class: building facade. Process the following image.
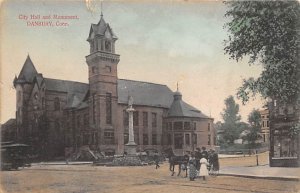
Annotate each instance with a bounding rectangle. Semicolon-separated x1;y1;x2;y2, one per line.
259;109;270;143
268;99;300;167
13;15;215;159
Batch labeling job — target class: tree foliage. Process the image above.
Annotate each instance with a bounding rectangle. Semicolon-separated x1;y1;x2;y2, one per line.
221;95;242;144
243;109;262;147
224;1;300;104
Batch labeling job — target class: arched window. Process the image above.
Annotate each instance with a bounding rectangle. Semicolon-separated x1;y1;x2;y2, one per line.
54;97;60;111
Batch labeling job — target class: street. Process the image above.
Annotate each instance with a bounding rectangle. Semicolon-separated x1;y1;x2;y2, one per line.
1;162;299;193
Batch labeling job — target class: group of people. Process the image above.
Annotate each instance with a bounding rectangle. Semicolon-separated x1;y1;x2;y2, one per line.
188;147;219;181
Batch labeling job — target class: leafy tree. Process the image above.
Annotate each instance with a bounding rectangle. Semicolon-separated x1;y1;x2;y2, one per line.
221;95;242;144
243;109;262;147
224;1;300;104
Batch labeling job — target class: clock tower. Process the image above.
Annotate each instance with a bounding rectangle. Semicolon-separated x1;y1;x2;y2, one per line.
86;14;120;146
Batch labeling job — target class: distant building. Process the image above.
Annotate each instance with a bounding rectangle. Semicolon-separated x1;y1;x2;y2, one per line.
259;109;270;143
12;14;216;159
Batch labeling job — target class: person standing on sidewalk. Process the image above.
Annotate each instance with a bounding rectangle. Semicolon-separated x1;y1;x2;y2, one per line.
188;153;197;181
199;155;209;180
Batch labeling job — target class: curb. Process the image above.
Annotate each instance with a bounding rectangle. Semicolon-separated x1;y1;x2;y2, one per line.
218;173;300;181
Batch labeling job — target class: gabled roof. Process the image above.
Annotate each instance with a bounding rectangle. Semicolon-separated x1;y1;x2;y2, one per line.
44;78;89;108
87;15;117;41
117;79;173;108
15;55;38;83
167;91;209;118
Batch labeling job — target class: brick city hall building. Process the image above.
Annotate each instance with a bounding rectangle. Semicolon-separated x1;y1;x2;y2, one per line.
13;14;216;159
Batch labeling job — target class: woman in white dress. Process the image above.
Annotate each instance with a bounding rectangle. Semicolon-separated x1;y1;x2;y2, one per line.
199;157;209;180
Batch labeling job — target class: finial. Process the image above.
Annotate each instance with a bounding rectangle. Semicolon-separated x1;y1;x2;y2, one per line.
100;1;103;17
176;82;179;91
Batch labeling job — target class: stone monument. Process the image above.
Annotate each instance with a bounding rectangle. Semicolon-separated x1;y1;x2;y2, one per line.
112;96;142;166
125;96;137;155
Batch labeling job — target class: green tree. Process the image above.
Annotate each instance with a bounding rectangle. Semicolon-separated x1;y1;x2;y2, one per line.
221;95;242;144
224;1;300;103
243;109;262;147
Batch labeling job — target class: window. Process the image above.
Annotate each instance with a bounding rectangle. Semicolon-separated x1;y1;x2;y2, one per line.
106;93;112;124
92;66;96;74
143;134;148;145
17;91;21;102
174;122;183;130
152;113;157;127
184;122;191;130
193;133;197;145
54;97;60;111
194;122;196;130
262;121;265;127
143;112;148;128
83;133;89;145
84;114;89;126
104;131;114;144
42;97;45;109
185;133;190;145
267;121;269;127
123;110;129;126
77;115;81;128
167;122;172;130
167;134;172;145
105;41;111;51
92;93;96;124
133;111;139;126
152;134;157;145
124;133;129;144
208;123;211;131
208;134;211;145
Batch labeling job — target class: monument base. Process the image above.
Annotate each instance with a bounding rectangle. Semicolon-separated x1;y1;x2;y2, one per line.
112;155;142;166
125;142;137;156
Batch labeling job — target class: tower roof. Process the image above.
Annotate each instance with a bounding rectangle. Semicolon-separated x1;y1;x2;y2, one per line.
87;14;118;41
15;55;38;84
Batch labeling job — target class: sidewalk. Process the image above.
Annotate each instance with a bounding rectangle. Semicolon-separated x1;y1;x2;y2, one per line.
31;161;93;166
219;165;300;181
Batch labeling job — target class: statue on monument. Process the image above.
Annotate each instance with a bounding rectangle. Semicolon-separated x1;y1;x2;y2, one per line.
128;96;134;108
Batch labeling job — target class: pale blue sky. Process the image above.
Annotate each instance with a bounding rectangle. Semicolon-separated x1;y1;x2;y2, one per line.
1;1;264;123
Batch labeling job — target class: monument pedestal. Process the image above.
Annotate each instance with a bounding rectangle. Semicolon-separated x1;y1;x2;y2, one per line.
125;142;137;156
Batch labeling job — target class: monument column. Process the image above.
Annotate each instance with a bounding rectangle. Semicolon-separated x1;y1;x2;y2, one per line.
125;96;137;155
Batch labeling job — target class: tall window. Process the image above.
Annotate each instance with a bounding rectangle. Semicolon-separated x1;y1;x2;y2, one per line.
174;122;183;130
208;134;211;145
84;114;89;126
106;93;112;124
77;115;81;129
54;97;60;111
185;133;190;145
124;133;129;144
152;113;157;128
152;134;157;145
143;112;148;128
123;110;129;126
208;123;211;131
167;134;172;145
184;122;191;130
143;134;148;145
92;93;96;124
133;111;139;126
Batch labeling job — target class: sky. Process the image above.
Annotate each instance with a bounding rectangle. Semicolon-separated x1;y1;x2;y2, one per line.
0;0;264;124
